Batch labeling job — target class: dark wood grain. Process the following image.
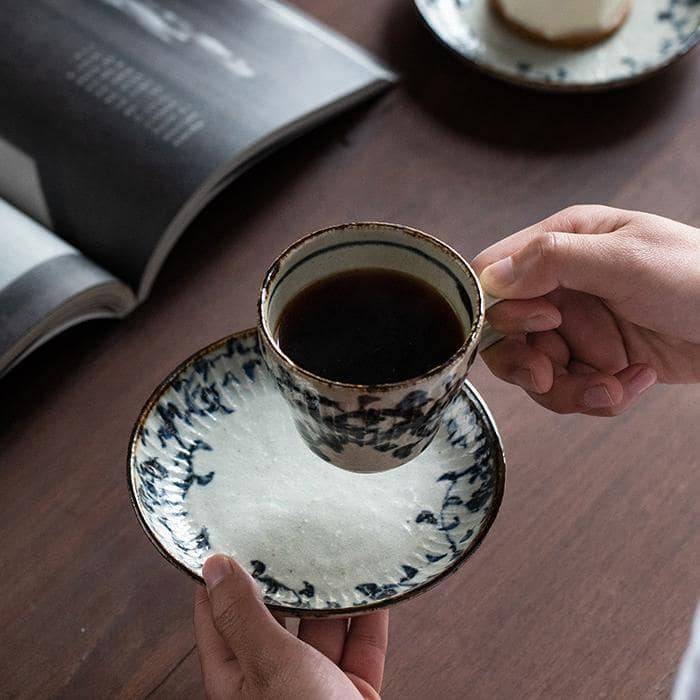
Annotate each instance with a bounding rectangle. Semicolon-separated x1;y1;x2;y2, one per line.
149;649;205;700
1;1;699;697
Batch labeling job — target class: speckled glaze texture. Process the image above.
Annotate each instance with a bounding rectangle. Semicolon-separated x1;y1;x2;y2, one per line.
258;222;485;473
416;0;700;91
128;329;505;617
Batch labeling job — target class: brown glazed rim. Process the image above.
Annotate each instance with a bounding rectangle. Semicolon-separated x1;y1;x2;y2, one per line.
127;327;506;618
257;221;485;392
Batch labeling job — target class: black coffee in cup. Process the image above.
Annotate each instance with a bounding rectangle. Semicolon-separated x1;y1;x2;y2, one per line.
275;268;465;385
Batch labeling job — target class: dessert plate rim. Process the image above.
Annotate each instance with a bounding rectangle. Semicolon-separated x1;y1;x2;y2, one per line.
415;0;700;92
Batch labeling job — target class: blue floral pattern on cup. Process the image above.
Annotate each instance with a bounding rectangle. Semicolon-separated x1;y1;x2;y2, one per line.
257;223;488;473
261;338;472;469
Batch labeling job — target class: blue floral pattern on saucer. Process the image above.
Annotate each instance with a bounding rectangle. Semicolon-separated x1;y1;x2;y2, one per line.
128;329;505;616
416;0;700;91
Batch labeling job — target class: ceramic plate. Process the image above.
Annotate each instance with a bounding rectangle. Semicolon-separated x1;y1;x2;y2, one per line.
415;0;700;91
128;328;505;617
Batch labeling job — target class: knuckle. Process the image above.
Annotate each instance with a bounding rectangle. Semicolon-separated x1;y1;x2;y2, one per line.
550;204;587;231
533;231;567;262
559;203;588;221
557;204;613;233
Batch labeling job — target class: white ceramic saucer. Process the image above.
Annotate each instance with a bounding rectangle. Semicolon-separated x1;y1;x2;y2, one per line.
415;0;700;91
128;328;505;616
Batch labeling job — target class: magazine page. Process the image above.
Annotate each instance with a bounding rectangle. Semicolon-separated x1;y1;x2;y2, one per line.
0;0;394;296
0;199;133;376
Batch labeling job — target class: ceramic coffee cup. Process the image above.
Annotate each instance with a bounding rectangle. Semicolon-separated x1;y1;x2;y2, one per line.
257;222;502;473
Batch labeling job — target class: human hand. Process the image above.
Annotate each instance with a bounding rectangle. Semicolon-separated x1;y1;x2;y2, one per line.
194;554;389;699
472;205;700;415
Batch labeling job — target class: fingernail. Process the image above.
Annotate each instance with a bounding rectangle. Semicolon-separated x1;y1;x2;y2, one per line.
481;257;515;292
627;367;656;395
583;384;614;408
523;313;560;333
203;554;234;588
510;368;535;392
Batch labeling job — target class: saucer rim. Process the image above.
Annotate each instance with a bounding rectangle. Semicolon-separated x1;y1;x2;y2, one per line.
127;327;506;618
414;0;700;93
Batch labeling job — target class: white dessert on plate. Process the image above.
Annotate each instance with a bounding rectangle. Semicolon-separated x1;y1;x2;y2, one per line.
491;0;633;47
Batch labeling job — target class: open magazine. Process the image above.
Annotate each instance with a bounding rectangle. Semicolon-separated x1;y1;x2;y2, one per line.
0;0;395;375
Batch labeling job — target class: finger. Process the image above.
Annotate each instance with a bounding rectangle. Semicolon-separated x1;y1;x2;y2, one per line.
568;360;597;374
485;299;561;335
193;584;242;698
202;554;293;673
527;368;625;414
527;330;570;367
341;611;389;693
480;230;622;300
298;618;347;664
587;363;657;417
481;337;554;394
471;205;631;273
618;364;656;396
554;290;628;375
194;584;236;667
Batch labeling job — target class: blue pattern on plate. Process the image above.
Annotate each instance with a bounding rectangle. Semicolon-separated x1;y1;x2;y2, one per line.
129;330;505;614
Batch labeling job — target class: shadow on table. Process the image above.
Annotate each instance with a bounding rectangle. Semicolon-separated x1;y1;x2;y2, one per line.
382;0;696;153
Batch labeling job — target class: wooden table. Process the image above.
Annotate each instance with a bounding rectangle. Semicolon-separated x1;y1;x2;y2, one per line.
1;2;699;697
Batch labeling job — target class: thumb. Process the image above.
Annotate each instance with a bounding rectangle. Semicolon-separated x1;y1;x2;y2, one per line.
480;231;620;300
203;554;292;670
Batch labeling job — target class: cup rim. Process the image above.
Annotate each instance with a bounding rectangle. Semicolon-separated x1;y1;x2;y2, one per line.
257;221;485;391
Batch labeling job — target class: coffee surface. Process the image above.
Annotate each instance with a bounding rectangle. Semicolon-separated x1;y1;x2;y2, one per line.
276;268;466;384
